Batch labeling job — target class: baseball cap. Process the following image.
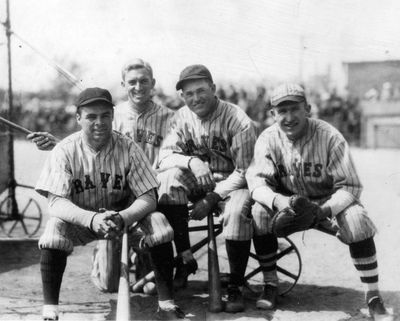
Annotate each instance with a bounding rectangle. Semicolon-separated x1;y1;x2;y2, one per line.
75;87;114;108
176;64;213;90
270;83;306;107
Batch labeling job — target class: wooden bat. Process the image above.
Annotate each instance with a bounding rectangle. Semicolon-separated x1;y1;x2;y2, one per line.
0;116;32;135
207;211;223;312
116;226;130;321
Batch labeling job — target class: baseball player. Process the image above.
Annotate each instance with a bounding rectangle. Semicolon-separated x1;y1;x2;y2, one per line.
36;87;184;320
157;64;276;313
246;83;392;320
27;59;179;295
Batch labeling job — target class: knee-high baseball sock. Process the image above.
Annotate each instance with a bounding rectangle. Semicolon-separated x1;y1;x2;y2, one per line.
149;241;174;301
349;237;380;301
158;205;192;262
40;249;67;305
253;234;278;286
225;239;251;286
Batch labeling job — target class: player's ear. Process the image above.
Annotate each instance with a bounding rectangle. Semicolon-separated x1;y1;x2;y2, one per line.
210;83;216;94
305;103;311;116
151;78;156;88
121;80;125;88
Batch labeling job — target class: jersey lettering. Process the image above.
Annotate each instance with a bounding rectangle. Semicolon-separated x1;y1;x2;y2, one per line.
84;175;96;190
113;174;123;190
73;179;84;194
137;128;163;147
100;172;111;188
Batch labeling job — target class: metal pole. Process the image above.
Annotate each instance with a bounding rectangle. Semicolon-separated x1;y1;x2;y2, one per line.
5;0;18;218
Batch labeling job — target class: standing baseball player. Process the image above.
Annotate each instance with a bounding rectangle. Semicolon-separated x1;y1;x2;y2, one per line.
246;83;392;320
36;87;184;320
157;64;277;313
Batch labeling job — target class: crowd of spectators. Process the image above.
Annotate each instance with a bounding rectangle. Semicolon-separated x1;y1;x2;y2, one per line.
0;84;362;145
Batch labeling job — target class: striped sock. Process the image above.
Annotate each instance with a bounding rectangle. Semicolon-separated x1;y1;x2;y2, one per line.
349;237;379;298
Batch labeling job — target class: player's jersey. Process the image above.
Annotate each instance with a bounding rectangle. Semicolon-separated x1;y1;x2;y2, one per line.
35;130;158;212
159;99;257;197
246;118;362;213
113;101;175;169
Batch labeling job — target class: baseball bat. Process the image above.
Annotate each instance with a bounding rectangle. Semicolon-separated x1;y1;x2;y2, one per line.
0;116;32;135
116;226;130;321
207;211;223;312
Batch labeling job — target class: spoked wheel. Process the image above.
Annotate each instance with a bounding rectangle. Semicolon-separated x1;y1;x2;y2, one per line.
0;193;42;237
244;236;302;296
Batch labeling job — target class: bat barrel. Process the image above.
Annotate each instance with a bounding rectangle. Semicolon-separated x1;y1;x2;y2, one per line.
207;211;223;312
116;226;130;321
0;116;32;135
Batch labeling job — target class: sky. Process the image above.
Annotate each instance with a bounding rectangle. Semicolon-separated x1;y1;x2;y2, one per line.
1;0;400;96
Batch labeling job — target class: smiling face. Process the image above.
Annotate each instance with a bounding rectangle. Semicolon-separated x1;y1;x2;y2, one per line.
122;67;155;107
180;78;217;119
272;100;311;141
76;103;114;150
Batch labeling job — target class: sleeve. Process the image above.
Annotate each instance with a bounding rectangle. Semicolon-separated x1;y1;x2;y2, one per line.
245;133;281;209
35;145;73;198
158;113;192;169
214;121;257;199
127;143;159;197
323;137;362;216
48;193;95;227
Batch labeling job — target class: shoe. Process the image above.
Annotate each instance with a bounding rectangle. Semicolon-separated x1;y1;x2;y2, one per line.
368;296;393;321
173;258;198;289
155;305;186;320
43;305;59;321
256;284;278;310
224;285;245;313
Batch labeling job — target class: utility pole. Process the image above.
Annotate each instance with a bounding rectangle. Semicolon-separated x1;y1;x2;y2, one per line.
5;0;18;217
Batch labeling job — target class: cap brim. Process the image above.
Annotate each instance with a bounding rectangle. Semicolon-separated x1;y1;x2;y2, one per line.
271;95;305;107
77;97;114;107
176;75;210;90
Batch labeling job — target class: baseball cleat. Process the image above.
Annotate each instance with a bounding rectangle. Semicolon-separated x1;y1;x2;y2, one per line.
155;305;187;320
256;284;278;310
173;258;198;289
368;296;393;321
224;285;245;313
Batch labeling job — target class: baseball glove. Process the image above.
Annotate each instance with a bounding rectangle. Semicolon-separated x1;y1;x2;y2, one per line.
271;195;320;237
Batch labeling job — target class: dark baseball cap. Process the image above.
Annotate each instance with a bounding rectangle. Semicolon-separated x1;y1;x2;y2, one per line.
75;87;114;108
176;64;213;90
270;83;306;107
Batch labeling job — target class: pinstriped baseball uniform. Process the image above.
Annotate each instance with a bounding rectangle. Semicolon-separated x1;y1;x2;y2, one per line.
246;117;376;243
158;99;262;240
113;100;176;169
37;130;173;253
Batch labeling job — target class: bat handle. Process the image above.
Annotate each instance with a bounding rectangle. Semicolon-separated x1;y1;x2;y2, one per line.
207;211;224;312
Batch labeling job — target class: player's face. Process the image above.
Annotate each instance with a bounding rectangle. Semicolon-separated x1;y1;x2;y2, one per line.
272;101;311;140
122;68;155;106
76;103;114;149
181;79;217;119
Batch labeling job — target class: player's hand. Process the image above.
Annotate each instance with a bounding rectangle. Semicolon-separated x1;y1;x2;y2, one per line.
188;157;215;192
90;212;115;237
27;132;58;151
189;192;221;221
104;211;125;239
273;194;290;212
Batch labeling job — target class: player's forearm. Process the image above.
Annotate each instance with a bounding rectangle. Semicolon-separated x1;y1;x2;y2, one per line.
48;194;95;227
322;189;356;217
251;185;278;210
158;153;192;170
214;170;246;199
119;189;157;226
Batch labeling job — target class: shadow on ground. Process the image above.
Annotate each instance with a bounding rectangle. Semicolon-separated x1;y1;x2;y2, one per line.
105;280;400;321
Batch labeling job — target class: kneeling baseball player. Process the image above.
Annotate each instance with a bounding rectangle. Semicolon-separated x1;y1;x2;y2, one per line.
36;87;185;320
246;83;392;320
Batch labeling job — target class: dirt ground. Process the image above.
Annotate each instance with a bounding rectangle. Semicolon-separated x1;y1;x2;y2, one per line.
0;141;399;320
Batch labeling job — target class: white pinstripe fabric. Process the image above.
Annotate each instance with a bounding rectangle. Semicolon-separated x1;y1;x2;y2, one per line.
113;101;176;169
158;99;257;205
